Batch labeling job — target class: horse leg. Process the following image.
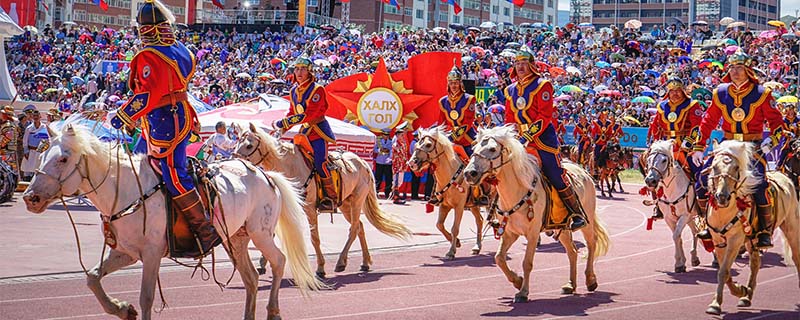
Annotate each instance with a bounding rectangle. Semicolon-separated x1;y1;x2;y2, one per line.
581;217;599;292
688;218;701;267
86;249;138;319
249;229;286;320
138;248;163;320
470;207;483;255
226;233;258;320
445;205;466;260
707;246;739;315
779;220;800;285
495;232;522;291
515;231;541;303
558;231;578;294
605;174;614;195
671;215;688;273
306;205;326;278
436;205;455;259
335;201;360;272
738;247;761;308
616;174;625;193
347;198;373;272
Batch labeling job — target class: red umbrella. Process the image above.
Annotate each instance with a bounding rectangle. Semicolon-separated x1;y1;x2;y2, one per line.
599;90;622;97
549;66;566;76
535;61;551;72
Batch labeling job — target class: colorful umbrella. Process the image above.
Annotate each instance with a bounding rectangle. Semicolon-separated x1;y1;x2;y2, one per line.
599;90;622;97
759;30;779;39
595;61;611;68
724;45;740;55
721;38;738;46
481;69;497;77
767;20;785;28
624;19;642;29
777;96;798;104
554;95;572;102
470;46;485;56
632;96;656;104
270;58;286;66
535;61;551;72
692;88;712;101
488;104;505;113
549;67;566;76
559;85;583;93
763;81;783;91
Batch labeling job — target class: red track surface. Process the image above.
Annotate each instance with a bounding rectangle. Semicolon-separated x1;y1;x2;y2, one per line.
1;186;798;320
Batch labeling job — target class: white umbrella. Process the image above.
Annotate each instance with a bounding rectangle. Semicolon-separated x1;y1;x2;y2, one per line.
63;21;77;26
565;66;581;75
432;27;447;33
348;29;361;36
719;17;735;26
314;59;331;67
624;19;642;29
499;50;515;58
594;84;609;92
23;25;38;34
461;56;473;63
480;21;497;29
727;21;746;29
235;72;252;79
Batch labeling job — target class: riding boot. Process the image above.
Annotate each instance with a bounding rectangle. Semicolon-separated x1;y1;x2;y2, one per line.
651;192;664;220
318;177;338;212
696;198;712;240
173;189;222;256
557;187;588;231
754;205;774;249
472;184;489;206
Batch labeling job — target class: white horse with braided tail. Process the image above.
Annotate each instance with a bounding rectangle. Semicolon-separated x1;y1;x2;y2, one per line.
463;125;610;302
702;140;800;315
22;124;323;320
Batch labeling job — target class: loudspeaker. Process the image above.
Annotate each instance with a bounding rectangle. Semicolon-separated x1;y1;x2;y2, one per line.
463;80;476;95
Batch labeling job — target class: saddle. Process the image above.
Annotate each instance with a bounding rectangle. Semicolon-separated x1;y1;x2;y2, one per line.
540;174;570;230
149;156;218;258
293;135;343;208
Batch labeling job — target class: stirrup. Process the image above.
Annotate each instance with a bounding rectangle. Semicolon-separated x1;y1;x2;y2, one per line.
569;215;587;231
754;232;773;249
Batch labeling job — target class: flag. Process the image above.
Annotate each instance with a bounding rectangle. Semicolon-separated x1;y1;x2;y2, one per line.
441;0;461;14
211;0;225;9
41;1;49;11
383;0;400;9
341;0;350;2
93;0;109;11
505;0;525;7
298;0;307;26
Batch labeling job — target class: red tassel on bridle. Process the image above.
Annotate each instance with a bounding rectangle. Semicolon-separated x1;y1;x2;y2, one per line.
709;196;719;210
736;197;751;211
656;187;664;198
639;186;650;196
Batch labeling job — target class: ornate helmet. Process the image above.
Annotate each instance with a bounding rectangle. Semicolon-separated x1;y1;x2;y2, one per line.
293;54;312;69
664;75;689;99
137;0;176;46
447;62;463;82
510;45;538;79
1;106;15;117
722;49;758;83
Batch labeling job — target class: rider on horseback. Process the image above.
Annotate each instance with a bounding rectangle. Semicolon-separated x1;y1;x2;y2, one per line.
647;76;703;220
437;63;489;206
109;0;221;256
591;108;613;180
691;50;786;249
504;46;587;231
573;114;592;167
274;55;338;212
778;102;800;168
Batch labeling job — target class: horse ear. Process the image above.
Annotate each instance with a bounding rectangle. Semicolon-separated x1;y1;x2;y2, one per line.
249;122;257;133
65;124;75;136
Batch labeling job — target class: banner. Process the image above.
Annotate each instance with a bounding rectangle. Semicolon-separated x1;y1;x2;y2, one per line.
563;125;765;153
474;86;497;103
0;0;36;27
92;60;130;75
298;0;306;26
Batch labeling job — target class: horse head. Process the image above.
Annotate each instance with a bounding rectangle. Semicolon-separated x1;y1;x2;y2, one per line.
781;136;800;194
233;122;280;169
22;124;91;213
606;142;622;162
464;125;534;187
707;140;760;209
643;140;675;189
407;126;452;173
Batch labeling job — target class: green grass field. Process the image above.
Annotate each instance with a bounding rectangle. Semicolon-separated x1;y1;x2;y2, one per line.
617;169;644;184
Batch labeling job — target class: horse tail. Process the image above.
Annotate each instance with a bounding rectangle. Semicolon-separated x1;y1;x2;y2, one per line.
270;171;327;295
769;172;798;266
566;162;610;257
364;172;413;240
591;207;611;257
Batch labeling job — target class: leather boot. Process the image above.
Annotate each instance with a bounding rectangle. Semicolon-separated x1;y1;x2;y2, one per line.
318;176;338;212
173;189;222;256
557;187;588;231
696;198;712;240
652;192;664;220
754;205;774;249
472;185;489;206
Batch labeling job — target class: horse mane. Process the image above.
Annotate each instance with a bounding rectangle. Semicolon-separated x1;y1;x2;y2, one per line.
713;140;761;195
419;126;456;163
649;140;675;163
250;126;294;158
476;125;538;189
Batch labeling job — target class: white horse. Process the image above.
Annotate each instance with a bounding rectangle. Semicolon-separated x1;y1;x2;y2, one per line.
463;125;611;301
642;140;702;273
407;126;485;260
233;123;411;278
22;124;324;320
703;140;800;315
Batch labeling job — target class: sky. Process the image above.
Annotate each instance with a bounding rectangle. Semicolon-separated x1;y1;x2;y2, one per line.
557;0;800;17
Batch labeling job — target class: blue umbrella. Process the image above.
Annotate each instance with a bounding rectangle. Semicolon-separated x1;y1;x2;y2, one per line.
677;56;691;64
71;76;85;85
578;23;593;28
641;90;656;97
35;119;132;143
532;23;547;29
644;69;661;78
595;61;611;68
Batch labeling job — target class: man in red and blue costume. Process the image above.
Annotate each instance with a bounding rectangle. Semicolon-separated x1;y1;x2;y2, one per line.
777;102;800;168
274;55;338;212
110;0;220;256
504;46;587;231
646;76;703;219
690;50;786;249
591;109;613;178
438;64;488;206
573;113;592;166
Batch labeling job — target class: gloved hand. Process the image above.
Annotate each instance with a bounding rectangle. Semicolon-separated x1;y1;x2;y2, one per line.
680;139;693;151
760;138;774;154
690;151;704;167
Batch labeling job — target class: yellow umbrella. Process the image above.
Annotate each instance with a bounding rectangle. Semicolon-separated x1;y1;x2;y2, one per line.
768;20;785;28
763;81;783;91
622;116;641;126
777;96;798;104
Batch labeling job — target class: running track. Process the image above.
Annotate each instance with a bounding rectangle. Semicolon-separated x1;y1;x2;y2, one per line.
1;185;798;319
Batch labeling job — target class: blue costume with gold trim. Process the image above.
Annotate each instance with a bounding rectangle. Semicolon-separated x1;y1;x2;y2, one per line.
439;93;478;156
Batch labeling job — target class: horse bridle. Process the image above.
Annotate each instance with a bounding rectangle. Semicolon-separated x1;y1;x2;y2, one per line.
646;151;674;187
472;137;512;177
412;135;446;168
706;151;746;199
33;145;115;199
238;132;267;166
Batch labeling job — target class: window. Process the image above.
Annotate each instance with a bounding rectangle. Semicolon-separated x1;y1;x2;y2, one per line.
439;12;448;21
768;5;776;13
547;14;552;24
404;8;412;16
384;5;400;14
492;5;498;14
453;15;460;23
308;0;318;6
416;9;423;19
548;0;553;7
503;7;510;16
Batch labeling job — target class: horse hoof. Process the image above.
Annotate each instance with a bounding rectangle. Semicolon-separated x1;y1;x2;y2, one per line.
268;314;282;320
334;265;346;272
315;271;326;279
445;253;456;260
561;284;575;295
471;246;481;255
675;266;687;273
587;281;598;292
359;265;370;272
125;304;138;320
705;306;722;315
513;295;529;303
711;261;719;269
691;257;701;267
455;239;462;248
738;298;752;308
257;267;266;275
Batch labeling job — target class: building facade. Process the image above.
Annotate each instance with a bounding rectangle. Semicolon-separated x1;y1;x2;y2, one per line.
574;0;779;31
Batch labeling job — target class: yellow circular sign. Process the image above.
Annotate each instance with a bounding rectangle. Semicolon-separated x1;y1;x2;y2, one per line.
357;88;403;132
667;112;677;122
449;110;459;120
731;107;745;122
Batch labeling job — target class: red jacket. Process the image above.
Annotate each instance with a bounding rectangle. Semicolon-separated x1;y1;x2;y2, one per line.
649;98;702;142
